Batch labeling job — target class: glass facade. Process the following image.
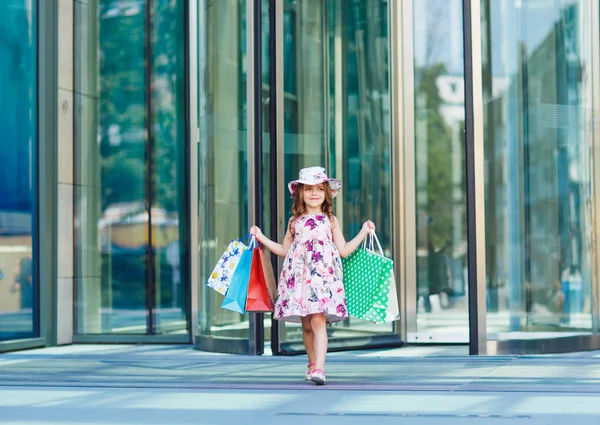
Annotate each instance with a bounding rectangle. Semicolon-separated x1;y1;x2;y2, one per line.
0;0;38;342
481;0;595;338
4;0;600;355
74;0;187;336
196;0;251;347
413;0;469;340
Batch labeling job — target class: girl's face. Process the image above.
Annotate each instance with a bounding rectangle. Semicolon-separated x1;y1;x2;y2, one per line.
303;183;326;209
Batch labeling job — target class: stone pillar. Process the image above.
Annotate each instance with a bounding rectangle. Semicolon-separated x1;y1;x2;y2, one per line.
56;0;75;345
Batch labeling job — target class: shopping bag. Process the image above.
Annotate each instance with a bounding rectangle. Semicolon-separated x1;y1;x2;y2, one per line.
365;233;398;323
342;233;397;324
386;272;400;323
246;245;274;312
259;247;277;302
206;235;249;295
364;234;399;323
221;236;256;314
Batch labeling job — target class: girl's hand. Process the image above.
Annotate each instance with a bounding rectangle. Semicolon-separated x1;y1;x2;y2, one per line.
362;220;375;235
250;225;263;240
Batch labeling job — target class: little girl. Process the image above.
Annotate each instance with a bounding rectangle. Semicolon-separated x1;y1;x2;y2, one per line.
250;166;375;385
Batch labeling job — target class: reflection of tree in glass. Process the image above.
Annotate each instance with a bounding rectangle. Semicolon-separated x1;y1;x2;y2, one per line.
99;3;146;211
97;1;186;312
97;3;147;313
151;0;185;214
416;63;459;249
98;1;184;212
151;0;186;314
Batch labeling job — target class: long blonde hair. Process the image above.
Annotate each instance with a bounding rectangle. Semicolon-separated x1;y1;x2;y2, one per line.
288;183;335;235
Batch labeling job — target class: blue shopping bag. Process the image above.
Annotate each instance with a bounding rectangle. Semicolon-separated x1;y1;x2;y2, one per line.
221;236;256;314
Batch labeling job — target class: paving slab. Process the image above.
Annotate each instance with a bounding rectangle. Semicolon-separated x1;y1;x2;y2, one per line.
2;345;600;425
1;344;600;393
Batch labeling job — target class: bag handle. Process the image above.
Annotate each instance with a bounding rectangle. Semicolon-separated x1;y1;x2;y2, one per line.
248;234;257;249
229;233;256;249
366;232;385;257
237;233;251;242
232;233;255;245
362;234;371;251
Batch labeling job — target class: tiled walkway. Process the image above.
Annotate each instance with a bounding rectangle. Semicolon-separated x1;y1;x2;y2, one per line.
1;344;600;424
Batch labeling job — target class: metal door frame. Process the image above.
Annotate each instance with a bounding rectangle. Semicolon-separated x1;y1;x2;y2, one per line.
271;0;404;355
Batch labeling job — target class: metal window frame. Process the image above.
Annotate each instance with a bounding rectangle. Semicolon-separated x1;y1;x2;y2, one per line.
245;0;263;356
38;0;57;349
463;0;487;355
188;0;200;349
144;0;157;336
271;0;285;355
394;0;416;344
268;0;281;355
247;0;265;356
39;0;59;350
590;0;600;335
181;0;194;342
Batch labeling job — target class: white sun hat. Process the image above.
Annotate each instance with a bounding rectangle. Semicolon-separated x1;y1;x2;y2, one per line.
287;166;342;198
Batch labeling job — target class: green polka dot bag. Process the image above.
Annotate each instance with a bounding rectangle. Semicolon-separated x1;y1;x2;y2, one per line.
342;233;400;324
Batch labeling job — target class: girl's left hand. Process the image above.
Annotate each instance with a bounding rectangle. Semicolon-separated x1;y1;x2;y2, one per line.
249;225;264;240
362;220;375;234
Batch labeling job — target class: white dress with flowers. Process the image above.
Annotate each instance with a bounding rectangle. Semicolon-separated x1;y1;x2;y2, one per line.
274;214;348;323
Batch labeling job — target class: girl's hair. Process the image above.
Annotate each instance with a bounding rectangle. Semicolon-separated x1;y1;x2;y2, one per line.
288;183;335;235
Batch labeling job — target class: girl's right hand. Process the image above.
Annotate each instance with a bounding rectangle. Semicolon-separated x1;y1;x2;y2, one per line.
362;220;376;235
250;225;263;240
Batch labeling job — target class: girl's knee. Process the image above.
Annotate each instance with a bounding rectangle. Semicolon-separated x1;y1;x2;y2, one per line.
310;313;327;330
301;317;313;333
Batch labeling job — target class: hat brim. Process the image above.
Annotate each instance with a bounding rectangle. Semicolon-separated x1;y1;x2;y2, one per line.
288;179;342;198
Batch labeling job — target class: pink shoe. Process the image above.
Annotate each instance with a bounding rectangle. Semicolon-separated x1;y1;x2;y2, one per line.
305;363;315;380
310;369;326;385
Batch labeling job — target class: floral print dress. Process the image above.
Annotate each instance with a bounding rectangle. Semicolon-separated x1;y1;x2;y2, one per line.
274;214;348;323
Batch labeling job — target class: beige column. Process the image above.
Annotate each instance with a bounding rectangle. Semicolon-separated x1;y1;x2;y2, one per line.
56;0;75;345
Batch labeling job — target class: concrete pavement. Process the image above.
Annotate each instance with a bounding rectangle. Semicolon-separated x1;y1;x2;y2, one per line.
1;344;599;424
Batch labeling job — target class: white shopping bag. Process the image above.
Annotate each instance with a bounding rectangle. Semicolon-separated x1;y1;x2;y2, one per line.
386;272;400;323
206;237;248;295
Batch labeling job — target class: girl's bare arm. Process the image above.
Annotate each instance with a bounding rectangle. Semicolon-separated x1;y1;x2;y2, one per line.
331;217;375;258
250;225;294;258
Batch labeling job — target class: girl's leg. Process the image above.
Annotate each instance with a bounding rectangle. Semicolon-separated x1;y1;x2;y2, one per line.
301;316;315;371
310;313;328;370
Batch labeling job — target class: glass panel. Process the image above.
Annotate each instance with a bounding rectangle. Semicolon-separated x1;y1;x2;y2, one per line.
0;0;37;342
413;0;469;340
75;1;149;334
197;0;250;341
482;0;594;336
151;0;187;334
279;0;394;350
283;0;326;185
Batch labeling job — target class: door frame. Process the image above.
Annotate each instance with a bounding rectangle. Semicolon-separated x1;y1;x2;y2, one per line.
270;0;405;355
